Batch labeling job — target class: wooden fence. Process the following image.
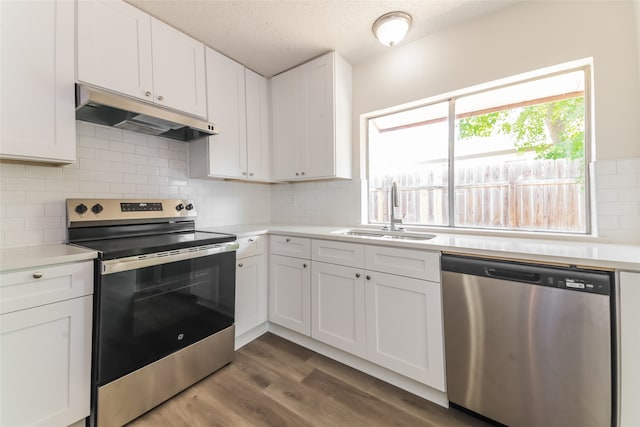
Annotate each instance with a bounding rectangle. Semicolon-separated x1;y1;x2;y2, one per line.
369;158;586;232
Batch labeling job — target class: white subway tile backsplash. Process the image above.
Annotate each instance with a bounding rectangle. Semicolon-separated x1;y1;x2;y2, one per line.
95;149;124;162
80;158;110;172
594;161;617;175
616;158;640;174
26;191;62;204
109;183;137;194
0;123;272;248
94;126;124;141
46;180;79;192
45;203;65;217
6;178;45;192
1;191;26;204
26;165;63;179
93;171;123;183
0;164;25;177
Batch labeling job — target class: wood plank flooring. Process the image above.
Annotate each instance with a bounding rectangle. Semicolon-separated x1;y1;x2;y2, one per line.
128;333;490;427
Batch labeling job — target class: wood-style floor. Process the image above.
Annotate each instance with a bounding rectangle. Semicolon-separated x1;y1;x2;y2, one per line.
128;333;490;427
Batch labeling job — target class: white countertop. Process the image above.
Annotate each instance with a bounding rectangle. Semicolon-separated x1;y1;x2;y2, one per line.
202;224;640;271
0;244;98;272
1;224;638;272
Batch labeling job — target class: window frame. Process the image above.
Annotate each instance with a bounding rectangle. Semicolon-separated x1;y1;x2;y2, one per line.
364;63;593;236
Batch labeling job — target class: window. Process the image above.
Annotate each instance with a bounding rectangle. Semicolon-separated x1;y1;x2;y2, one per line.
367;66;590;234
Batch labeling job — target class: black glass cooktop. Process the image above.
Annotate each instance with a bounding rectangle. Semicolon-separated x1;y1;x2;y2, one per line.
75;231;236;260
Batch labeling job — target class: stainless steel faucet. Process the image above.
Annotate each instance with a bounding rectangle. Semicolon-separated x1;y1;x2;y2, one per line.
386;181;404;231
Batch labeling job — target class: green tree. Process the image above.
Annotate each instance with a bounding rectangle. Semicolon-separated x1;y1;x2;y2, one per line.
457;97;585;160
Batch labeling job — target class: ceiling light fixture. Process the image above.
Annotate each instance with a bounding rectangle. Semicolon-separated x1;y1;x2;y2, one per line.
372;11;413;47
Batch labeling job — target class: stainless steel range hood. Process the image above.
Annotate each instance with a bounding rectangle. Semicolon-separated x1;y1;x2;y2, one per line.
75;84;218;142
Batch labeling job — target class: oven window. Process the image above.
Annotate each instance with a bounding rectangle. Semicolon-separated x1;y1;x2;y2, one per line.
96;251;235;385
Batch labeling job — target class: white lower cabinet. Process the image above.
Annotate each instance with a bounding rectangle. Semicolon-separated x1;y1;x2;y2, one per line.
0;261;93;427
268;254;311;336
235;254;267;337
364;271;445;391
268;237;445;391
311;261;366;358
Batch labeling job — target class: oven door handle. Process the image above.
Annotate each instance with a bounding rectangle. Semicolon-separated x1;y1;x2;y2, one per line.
100;242;239;275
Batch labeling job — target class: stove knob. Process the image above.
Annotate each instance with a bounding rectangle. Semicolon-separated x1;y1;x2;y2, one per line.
75;203;88;214
176;203;184;212
91;203;104;214
185;203;194;211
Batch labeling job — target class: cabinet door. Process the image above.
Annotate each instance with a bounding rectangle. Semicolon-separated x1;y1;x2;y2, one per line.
151;18;207;118
77;0;153;102
300;53;335;179
271;69;302;180
1;296;92;427
0;0;75;163
311;261;366;357
235;255;267;337
364;271;445;390
619;271;640;427
269;254;311;335
245;69;271;180
205;48;247;178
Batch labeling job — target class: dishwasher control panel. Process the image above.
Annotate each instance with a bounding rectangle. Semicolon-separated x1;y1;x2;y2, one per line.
442;254;612;296
558;275;610;295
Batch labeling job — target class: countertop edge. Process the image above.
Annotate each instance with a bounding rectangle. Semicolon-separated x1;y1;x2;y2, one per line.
0;244;98;272
203;224;640;271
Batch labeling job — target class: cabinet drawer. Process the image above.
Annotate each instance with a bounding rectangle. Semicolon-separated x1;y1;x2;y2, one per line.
312;239;364;268
0;261;93;314
236;235;266;259
270;235;311;259
365;246;440;282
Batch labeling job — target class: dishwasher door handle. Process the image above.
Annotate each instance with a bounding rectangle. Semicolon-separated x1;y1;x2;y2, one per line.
485;267;541;283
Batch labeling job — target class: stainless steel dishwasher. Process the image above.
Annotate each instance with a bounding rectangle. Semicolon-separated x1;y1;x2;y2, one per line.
441;254;614;427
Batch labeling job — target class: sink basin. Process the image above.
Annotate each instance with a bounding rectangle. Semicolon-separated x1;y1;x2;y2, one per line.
333;228;436;241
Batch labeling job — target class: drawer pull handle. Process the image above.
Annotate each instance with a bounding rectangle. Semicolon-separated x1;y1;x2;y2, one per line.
303;263;307;268
355;273;361;278
238;263;243;268
286;238;291;243
32;272;43;279
366;275;371;280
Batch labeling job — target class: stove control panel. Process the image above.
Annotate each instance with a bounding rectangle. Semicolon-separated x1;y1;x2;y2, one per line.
66;199;197;225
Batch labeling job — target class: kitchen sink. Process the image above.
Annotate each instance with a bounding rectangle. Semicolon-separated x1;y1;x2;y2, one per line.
332;228;436;241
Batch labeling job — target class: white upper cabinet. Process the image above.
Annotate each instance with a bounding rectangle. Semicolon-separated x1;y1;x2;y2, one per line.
271;51;352;181
0;0;76;164
150;18;207;118
200;48;247;178
77;0;206;118
245;68;271;181
189;50;270;181
77;0;152;102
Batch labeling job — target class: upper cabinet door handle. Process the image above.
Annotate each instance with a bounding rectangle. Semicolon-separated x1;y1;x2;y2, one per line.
144;91;151;97
285;238;291;243
157;95;164;101
248;238;254;243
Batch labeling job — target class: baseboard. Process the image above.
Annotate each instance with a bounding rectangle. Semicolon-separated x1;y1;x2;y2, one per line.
234;323;269;350
267;323;449;408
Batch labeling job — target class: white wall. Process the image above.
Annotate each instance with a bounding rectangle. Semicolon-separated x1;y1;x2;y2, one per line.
272;0;640;243
352;1;640;163
0;122;272;248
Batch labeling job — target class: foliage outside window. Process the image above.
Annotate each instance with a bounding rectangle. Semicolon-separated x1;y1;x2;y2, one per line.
367;68;589;234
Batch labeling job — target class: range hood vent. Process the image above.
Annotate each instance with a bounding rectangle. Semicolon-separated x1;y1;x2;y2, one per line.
75;84;218;142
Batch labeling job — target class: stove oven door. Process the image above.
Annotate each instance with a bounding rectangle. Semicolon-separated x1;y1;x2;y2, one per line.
95;249;236;387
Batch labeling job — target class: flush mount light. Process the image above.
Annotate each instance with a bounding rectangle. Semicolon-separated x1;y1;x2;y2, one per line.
372;11;413;47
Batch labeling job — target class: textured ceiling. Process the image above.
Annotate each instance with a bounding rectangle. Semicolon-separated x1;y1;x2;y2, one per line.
125;0;521;78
